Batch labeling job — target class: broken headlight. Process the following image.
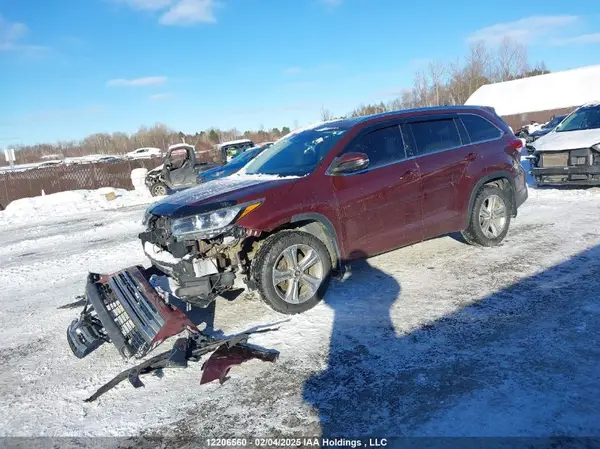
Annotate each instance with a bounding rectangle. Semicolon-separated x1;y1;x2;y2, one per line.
171;200;261;240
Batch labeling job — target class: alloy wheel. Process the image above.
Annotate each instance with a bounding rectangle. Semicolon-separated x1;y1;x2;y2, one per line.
272;244;324;304
478;194;507;239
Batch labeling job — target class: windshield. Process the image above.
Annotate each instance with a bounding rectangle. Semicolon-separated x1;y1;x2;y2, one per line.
243;126;347;176
543;115;566;129
556;105;600;133
230;147;261;165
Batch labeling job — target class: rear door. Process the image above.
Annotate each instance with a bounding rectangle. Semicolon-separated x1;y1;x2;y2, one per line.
456;112;507;216
330;121;423;259
402;114;476;238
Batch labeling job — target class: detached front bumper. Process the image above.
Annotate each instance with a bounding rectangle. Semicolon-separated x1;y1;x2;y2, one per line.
67;266;198;359
532;166;600;186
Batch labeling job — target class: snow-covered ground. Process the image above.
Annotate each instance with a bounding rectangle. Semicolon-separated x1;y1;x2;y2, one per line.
1;172;600;442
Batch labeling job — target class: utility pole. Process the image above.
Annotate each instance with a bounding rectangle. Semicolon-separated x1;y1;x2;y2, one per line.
4;148;15;171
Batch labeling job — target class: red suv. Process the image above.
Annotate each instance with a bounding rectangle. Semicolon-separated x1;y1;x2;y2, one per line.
141;106;528;314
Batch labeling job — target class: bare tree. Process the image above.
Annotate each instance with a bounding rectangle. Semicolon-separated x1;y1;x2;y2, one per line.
495;36;529;82
428;61;446;106
320;106;334;121
413;69;430;107
464;41;493;92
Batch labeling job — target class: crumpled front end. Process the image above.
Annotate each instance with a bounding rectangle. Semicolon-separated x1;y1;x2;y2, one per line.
530;147;600;186
139;212;255;308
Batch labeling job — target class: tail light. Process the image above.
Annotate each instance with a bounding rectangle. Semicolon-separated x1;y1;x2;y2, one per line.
505;137;523;160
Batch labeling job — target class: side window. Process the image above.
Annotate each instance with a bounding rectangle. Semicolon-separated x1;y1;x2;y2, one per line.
409;119;462;156
460;114;502;143
344;125;405;168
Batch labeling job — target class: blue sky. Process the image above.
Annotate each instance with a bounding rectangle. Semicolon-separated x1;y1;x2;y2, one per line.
1;0;599;146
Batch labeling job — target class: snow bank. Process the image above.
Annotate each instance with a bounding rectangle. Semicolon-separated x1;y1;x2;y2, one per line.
0;188;162;224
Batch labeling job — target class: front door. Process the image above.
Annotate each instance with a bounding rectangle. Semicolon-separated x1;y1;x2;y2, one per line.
331;122;423;259
163;148;197;188
402;117;474;238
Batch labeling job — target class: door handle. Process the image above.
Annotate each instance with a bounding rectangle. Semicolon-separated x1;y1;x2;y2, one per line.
399;169;417;180
465;152;477;161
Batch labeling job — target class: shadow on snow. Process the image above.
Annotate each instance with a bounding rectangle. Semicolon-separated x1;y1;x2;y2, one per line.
302;245;600;437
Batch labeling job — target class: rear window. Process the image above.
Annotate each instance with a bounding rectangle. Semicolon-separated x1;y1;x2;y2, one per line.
460;114;502;143
409;119;462;155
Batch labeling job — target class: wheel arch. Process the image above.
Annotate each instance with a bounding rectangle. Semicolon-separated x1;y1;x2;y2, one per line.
465;171;517;229
282;213;342;271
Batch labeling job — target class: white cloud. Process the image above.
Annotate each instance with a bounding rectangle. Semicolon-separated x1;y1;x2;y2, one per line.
0;15;27;49
112;0;172;10
159;0;216;26
106;76;167;87
467;15;579;46
0;15;51;59
149;93;173;101
0;14;50;57
552;32;600;46
283;66;302;75
114;0;216;26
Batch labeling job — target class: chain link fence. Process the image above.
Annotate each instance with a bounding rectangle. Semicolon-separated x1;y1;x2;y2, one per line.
0;158;163;209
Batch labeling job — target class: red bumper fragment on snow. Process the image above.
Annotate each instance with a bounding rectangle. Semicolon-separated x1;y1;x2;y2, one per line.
200;342;280;385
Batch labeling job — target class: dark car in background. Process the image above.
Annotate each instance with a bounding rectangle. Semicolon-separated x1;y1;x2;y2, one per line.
526;114;568;144
197;146;265;183
216;139;256;163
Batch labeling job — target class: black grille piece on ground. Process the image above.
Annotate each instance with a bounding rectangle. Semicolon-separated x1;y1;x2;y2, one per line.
67;303;107;358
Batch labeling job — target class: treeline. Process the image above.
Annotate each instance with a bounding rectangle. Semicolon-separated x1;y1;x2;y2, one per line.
13;125;292;164
12;38;548;165
338;38;549;119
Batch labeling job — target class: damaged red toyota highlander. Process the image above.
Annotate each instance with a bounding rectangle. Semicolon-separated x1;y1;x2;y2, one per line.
141;106;528;314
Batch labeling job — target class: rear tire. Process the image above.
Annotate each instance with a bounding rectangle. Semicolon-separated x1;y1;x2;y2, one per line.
251;230;332;314
462;185;511;247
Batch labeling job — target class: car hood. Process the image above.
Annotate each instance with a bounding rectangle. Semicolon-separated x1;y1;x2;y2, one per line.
147;174;300;219
199;165;235;179
532;129;600;152
531;127;552;137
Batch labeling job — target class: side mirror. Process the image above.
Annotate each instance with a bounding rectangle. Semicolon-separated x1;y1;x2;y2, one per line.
329;152;370;175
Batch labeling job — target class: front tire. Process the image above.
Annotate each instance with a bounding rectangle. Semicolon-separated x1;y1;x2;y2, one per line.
251;230;332;314
150;182;168;197
461;185;511;247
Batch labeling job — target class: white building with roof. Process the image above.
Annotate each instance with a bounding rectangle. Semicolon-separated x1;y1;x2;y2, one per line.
465;64;600;128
